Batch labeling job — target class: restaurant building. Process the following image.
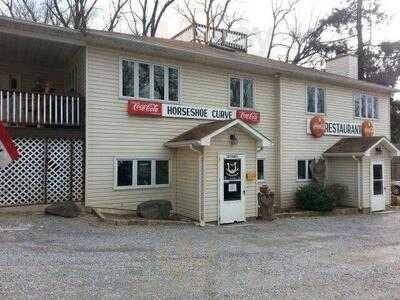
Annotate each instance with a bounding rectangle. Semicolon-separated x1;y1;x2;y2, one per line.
0;17;399;224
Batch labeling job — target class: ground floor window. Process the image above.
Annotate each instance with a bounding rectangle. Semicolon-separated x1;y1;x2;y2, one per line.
257;159;266;181
114;158;170;189
297;160;313;181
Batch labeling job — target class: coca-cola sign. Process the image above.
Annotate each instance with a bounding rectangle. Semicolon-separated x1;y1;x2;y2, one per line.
128;100;162;116
236;110;260;124
127;100;260;124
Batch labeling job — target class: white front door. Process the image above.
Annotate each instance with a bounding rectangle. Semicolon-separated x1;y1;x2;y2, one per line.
371;162;385;212
219;154;246;224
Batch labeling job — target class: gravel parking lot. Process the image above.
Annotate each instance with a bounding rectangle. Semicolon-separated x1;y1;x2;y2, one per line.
1;212;400;299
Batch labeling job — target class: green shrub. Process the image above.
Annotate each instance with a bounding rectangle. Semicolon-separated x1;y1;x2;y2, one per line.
327;184;349;207
295;184;335;212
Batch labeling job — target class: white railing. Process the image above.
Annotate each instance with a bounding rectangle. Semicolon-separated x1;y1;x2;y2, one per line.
0;90;81;127
172;23;248;52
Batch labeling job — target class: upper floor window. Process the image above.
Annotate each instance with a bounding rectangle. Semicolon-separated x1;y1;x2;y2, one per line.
307;86;325;114
354;94;378;119
230;77;254;108
121;59;179;102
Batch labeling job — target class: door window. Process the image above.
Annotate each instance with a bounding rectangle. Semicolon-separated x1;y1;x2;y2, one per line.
223;159;242;201
373;164;383;195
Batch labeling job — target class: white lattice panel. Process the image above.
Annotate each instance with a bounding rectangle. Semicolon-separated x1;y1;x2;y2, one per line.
0;138;46;206
0;137;85;207
47;139;71;203
72;140;84;202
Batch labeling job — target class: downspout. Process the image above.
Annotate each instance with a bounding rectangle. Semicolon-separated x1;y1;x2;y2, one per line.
189;144;205;226
352;155;363;210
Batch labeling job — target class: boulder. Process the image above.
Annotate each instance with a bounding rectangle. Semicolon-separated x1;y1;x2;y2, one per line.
45;201;80;218
137;200;172;220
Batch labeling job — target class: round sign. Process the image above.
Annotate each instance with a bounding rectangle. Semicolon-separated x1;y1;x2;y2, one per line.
362;120;374;138
309;116;326;138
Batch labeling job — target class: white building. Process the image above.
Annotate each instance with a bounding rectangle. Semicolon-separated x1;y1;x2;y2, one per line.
0;17;398;224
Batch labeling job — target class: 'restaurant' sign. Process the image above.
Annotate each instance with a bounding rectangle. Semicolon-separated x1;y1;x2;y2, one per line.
307;119;362;137
127;100;260;124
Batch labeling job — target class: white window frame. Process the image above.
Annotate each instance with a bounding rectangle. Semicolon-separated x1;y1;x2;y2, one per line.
257;158;266;182
297;159;313;182
119;57;181;103
113;157;171;190
228;75;256;109
354;93;379;120
306;86;326;115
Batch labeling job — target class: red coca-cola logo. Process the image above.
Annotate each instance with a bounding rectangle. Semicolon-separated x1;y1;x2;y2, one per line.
128;100;162;116
236;110;260;124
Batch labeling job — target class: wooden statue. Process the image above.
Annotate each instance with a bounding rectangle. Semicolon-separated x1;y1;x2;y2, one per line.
258;185;274;221
310;158;326;185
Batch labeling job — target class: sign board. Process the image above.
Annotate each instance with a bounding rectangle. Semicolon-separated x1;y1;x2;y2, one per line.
128;100;260;124
0;121;20;168
307;119;362;137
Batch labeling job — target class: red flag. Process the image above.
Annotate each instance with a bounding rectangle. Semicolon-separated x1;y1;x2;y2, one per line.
0;121;20;168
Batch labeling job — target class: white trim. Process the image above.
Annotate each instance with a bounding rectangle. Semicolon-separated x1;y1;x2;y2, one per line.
296;159;313;181
227;74;256;109
370;160;385;212
306;85;326;115
119;56;182;103
199;119;272;147
353;93;379;120
256;158;266;182
165;120;272;149
113;157;171;190
364;137;400;157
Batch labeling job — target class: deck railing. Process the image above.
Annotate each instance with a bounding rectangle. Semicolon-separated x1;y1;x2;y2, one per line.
172;23;248;52
0;90;83;127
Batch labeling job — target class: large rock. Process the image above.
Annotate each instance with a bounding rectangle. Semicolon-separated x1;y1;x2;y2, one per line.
45;201;80;218
137;200;172;220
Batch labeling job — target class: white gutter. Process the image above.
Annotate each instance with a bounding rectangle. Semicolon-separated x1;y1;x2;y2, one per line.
352;155;363;210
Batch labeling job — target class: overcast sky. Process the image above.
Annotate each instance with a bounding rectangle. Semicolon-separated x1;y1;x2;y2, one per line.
99;0;400;92
153;0;400;55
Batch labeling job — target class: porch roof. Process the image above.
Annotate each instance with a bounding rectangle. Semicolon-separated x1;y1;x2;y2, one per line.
0;16;396;94
323;136;400;157
165;119;272;148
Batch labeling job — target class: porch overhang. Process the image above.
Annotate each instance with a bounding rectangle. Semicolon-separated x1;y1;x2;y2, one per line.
323;136;400;158
165;119;273;148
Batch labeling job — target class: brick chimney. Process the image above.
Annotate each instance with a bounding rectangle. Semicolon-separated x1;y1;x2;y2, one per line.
326;54;358;80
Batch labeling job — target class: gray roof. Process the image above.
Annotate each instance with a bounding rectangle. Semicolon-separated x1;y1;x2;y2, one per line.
167;120;235;143
324;137;384;154
0;16;396;94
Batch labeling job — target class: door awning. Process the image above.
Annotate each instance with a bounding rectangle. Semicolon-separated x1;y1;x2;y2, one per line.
165;119;273;148
323;136;400;157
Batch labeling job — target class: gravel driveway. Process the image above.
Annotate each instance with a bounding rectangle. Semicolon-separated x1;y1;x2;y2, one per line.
1;212;400;299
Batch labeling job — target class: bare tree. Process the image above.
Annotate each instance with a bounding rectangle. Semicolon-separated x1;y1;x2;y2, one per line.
266;0;300;58
124;0;176;37
178;0;242;43
47;0;99;31
0;0;57;24
106;0;129;32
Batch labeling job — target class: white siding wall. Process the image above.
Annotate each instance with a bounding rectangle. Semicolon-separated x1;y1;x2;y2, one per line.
203;126;258;222
85;46;277;211
176;147;199;220
327;158;358;207
280;76;391;208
